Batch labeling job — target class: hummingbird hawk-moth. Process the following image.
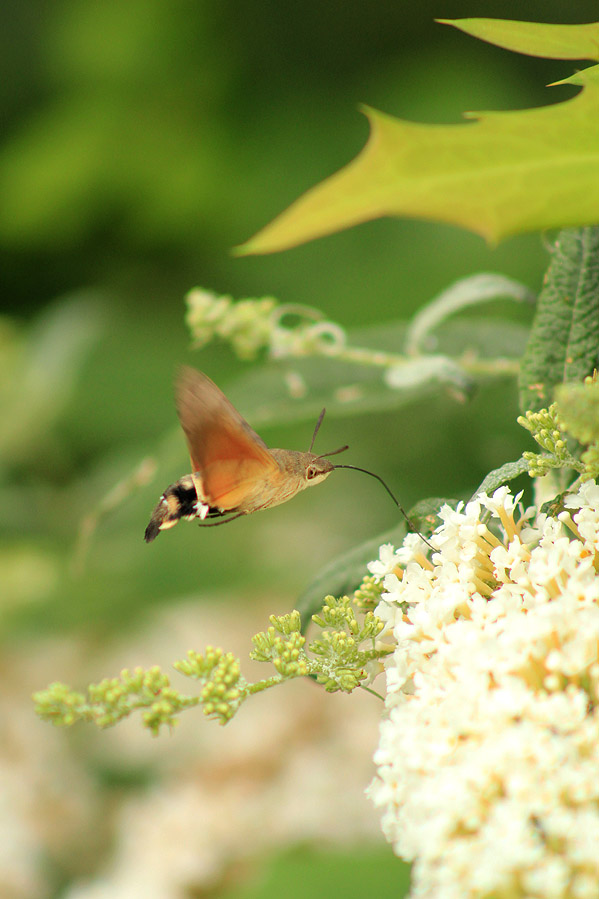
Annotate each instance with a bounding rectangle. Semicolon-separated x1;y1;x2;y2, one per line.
145;367;421;543
145;368;347;542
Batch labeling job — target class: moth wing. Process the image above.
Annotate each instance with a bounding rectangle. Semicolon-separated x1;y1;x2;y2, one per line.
176;367;279;510
196;458;276;511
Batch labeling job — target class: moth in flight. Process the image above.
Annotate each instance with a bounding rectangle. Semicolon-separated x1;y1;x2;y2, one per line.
145;367;422;544
145;368;347;541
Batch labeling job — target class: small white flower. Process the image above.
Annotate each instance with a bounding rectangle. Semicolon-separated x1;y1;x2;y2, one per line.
367;543;400;580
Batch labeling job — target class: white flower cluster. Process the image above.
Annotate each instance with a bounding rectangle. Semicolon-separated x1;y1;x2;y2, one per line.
368;482;599;899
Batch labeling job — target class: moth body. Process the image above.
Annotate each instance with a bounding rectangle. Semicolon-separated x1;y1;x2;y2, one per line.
234;448;334;511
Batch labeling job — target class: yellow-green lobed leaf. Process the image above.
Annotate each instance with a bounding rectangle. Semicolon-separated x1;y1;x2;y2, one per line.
238;23;599;255
439;18;599;61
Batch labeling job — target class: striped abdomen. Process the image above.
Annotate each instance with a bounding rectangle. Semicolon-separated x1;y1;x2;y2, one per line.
144;475;202;543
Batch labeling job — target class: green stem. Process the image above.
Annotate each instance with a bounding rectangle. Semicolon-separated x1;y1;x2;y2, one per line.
458;355;519;377
245;674;287;695
360;684;385;701
317;342;519;377
359;646;394;661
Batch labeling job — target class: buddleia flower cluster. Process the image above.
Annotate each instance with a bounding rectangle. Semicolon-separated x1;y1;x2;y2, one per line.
368;482;599;899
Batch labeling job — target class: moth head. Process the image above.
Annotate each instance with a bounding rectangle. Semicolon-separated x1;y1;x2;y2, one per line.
304;455;335;486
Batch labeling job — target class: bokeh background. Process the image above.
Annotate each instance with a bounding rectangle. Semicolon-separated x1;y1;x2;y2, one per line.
1;2;595;897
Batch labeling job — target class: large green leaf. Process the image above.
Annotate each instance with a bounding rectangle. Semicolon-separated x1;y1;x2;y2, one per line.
237;20;599;255
440;19;599;60
223;318;528;429
518;227;599;414
227;358;445;428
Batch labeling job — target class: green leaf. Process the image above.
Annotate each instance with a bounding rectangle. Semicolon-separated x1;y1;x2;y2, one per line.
296;523;407;629
472;457;531;499
226;356;456;429
237;41;599;253
431;319;528;363
518;227;599;414
405;273;534;354
353;317;527;362
439;18;599;60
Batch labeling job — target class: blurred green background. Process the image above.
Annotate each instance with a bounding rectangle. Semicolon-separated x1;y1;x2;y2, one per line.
1;1;595;897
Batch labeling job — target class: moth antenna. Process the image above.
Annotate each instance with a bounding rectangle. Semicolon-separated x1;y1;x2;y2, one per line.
333;464;433;550
318;444;349;459
309;408;327;452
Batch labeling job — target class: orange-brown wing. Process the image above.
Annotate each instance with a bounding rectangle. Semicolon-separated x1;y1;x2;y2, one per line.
175;367;279;510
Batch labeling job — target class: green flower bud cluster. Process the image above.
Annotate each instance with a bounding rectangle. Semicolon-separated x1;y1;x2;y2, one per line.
34;682;87;727
184;288;348;364
517;403;584;478
517;404;564;451
555;376;599;481
33;667;199;735
579;443;599;481
556;375;599;445
310;596;387;693
352;575;384;611
174;647;243;724
34;596;390;734
185;288;277;359
250;612;309;678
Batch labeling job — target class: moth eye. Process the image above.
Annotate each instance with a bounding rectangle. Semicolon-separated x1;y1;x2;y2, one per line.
306;466;318;480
